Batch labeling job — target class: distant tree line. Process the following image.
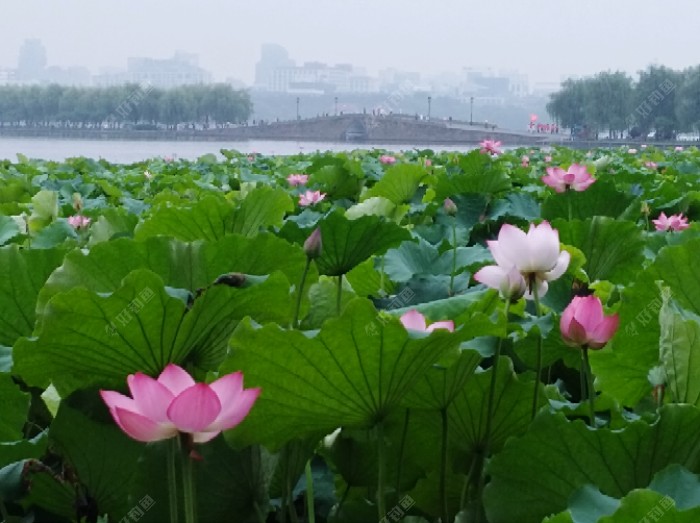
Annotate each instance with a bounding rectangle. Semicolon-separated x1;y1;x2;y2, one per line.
0;83;253;129
547;65;700;140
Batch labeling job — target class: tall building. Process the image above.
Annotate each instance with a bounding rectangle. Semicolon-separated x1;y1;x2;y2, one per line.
16;39;47;82
94;52;212;88
254;44;294;90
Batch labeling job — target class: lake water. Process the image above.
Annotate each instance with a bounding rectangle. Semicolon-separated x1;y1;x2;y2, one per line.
0;137;484;163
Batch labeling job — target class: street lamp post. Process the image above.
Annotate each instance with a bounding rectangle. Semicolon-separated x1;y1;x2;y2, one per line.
427;96;432;120
296;97;300;120
470;96;474;125
334;96;338;116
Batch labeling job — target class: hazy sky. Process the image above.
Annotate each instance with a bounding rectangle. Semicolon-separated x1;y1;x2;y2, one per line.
1;0;699;85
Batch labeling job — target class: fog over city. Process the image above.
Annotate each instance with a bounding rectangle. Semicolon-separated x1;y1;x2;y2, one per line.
1;0;699;85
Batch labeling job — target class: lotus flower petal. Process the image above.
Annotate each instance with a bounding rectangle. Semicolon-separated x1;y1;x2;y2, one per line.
167;383;221;433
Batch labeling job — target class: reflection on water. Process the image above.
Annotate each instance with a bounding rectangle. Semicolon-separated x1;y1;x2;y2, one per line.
0;137;487;163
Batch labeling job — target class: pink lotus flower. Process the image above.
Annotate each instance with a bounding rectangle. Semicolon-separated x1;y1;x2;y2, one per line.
67;215;91;229
400;309;454;333
379;155;396;165
542;164;595;193
100;363;260;443
474;264;527;301
287;174;309;186
560;295;619;349
644;161;658;170
424;158;432;167
480;221;570;298
521;155;530;167
544;155;553;163
479;140;502;156
675;146;684;152
652;212;690;232
299;190;326;206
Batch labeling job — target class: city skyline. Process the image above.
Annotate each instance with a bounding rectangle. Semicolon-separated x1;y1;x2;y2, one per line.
1;0;699;88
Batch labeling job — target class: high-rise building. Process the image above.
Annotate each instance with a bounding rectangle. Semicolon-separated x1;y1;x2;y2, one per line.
94;53;212;88
254;44;295;89
17;39;47;82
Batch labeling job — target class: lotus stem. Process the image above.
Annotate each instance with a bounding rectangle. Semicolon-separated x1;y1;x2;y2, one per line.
531;279;543;420
449;220;457;296
305;459;316;523
395;408;411;499
582;347;596;427
337;275;343;316
440;407;450;523
167;437;180;523
376;420;387;520
293;257;312;328
180;434;197;523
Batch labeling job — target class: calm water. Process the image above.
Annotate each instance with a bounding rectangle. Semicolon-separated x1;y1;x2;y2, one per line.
0;137;483;163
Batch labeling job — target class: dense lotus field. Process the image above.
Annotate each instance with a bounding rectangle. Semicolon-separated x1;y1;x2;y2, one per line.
2;143;700;523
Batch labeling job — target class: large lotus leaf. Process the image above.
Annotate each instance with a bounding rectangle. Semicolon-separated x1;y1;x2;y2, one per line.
313;210;411;276
0;215;21;245
309;163;363;200
36;233;309;317
363;164;427;204
383;238;491;284
88;207;139;245
591;240;700;407
27;189;58;234
486;192;541;222
553;217;645;283
402;349;482;411
15;268;292;394
449;357;548;464
126;438;275;523
483;405;700;523
659;293;700;406
0;433;47;471
433;152;510;199
599;490;700;522
650;238;700;315
541;179;634;221
135;186;293;241
220;299;461;450
23;403;142;520
0;245;66;347
0;374;29;441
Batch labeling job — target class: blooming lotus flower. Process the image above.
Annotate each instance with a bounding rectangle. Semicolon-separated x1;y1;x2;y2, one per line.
100;364;260;443
479;140;502;156
379;155;396;165
144;170;153;180
67;215;91;229
299;190;326;207
560;295;619;349
628;148;638;154
675;146;684;152
481;221;570;298
544;155;553;163
542;164;595;193
474;264;527;301
287;173;309;186
521;155;530;167
652;212;689;232
644;161;658;170
400;309;454;333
